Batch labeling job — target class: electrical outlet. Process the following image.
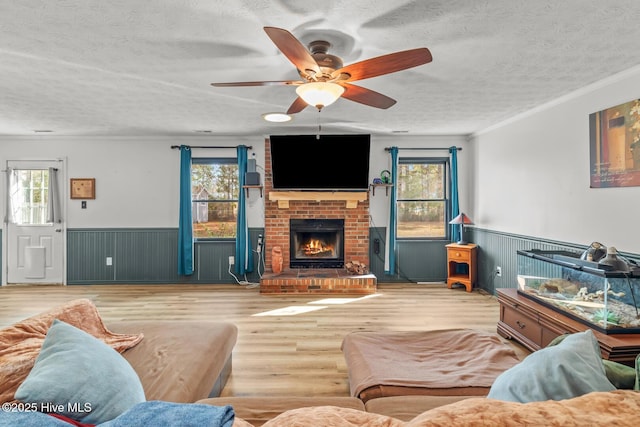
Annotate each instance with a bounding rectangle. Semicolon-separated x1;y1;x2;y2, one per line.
229;256;235;265
257;235;263;253
496;266;502;277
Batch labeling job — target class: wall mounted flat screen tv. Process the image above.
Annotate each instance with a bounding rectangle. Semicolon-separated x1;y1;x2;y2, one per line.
269;134;370;191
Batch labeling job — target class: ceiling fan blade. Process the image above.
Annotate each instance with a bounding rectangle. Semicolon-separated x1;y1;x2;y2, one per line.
286;97;308;114
332;48;432;82
340;83;397;109
211;80;302;87
263;27;320;77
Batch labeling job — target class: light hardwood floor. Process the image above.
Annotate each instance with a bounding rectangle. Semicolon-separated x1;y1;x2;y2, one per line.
0;283;529;397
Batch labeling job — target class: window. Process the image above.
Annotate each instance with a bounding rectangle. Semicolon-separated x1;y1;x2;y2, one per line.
396;158;448;239
9;169;50;225
191;158;238;238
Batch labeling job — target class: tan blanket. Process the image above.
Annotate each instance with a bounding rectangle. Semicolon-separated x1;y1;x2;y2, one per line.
341;329;521;401
247;390;640;427
0;298;143;403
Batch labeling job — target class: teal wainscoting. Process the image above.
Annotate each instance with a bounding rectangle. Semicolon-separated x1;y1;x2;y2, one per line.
67;228;264;285
369;227;448;283
368;227;387;279
467;227;640;295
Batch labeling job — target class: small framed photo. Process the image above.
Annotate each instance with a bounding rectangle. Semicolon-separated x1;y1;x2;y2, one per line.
70;178;95;199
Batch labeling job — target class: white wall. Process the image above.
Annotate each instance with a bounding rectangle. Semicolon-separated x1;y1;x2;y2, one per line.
472;66;640;254
0;136;263;228
1;134;470;231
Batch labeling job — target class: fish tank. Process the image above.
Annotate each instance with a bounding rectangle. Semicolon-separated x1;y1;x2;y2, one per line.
517;249;640;334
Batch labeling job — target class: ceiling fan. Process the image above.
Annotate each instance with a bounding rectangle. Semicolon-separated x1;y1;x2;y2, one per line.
211;27;432;114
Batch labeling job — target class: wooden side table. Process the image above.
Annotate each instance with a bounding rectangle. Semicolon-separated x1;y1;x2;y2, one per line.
446;243;478;292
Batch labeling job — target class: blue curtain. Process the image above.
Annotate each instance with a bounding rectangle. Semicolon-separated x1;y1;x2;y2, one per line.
178;145;194;276
449;146;460;242
235;145;254;275
384;147;398;275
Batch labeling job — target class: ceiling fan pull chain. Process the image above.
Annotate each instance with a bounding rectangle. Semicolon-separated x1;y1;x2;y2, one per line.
317;111;322;139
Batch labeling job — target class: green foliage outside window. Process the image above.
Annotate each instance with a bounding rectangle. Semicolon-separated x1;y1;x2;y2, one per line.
191;161;238;238
397;160;447;238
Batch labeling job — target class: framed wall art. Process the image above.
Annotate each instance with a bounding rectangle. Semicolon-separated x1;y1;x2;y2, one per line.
589;98;640;188
70;178;96;199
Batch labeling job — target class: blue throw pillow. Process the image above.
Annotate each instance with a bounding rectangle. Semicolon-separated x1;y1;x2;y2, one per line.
14;319;145;424
487;329;616;402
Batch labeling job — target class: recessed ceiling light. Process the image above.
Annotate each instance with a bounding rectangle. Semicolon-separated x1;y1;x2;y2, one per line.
262;112;292;123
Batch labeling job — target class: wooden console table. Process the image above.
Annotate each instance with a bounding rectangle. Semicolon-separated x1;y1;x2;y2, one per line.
497;287;640;366
446;243;477;292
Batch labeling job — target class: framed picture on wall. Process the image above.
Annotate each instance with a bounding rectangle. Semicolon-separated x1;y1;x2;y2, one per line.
70;178;96;199
589;99;640;188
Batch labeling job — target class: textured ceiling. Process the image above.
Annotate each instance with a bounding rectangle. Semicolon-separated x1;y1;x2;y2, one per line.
2;0;640;137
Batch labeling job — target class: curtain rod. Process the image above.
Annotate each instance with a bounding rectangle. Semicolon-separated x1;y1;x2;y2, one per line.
170;145;252;150
384;147;462;151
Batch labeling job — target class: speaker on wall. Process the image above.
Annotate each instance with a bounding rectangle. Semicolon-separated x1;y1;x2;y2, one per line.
247;159;257;173
245;172;260;185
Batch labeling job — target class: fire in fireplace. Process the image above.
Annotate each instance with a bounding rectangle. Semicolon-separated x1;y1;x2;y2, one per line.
290;219;344;268
301;239;334;257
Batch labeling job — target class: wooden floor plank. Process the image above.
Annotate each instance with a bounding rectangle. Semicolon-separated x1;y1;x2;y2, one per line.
0;283;529;397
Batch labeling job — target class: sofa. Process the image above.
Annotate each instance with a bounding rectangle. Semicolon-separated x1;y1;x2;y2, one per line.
212;390;640;426
0;298;237;425
199;395;475;426
111;319;236;402
200;329;640;426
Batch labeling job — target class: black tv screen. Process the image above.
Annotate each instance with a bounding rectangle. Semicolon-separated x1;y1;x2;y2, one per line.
269;134;370;191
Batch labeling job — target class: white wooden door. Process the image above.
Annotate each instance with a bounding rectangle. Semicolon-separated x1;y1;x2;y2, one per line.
6;161;64;284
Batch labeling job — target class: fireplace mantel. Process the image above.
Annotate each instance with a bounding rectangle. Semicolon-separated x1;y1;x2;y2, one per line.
268;191;368;209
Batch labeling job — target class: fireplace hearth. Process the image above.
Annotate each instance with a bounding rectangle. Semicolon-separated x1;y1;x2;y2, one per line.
290;219;344;268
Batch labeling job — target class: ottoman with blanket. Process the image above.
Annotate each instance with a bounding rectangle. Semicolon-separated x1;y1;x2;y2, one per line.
341;328;522;402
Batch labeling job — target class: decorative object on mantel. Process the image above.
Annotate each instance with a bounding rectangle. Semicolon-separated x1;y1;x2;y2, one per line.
345;260;368;275
449;212;473;245
70;178;95;199
271;246;283;275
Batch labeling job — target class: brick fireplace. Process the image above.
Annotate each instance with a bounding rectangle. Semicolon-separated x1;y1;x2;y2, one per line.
260;138;376;294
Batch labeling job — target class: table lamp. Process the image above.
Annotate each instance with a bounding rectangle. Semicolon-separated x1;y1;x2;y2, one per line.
449;213;473;245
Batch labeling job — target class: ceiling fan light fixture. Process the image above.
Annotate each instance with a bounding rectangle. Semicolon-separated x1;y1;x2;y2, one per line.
295;82;345;110
262;112;292;123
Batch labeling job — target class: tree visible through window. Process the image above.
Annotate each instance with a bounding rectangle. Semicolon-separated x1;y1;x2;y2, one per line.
396;158;448;238
191;158;238;238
